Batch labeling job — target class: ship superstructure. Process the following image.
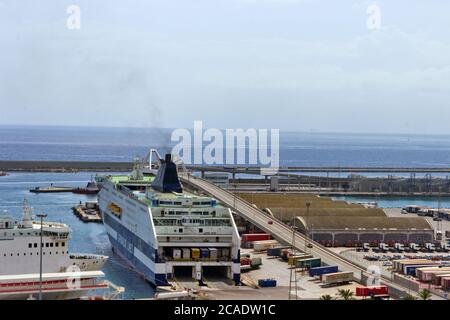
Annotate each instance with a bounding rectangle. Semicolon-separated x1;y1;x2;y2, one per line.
98;154;241;286
0;200;107;276
0;200;109;299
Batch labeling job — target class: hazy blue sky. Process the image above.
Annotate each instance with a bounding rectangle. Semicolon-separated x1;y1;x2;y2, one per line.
1;0;450;134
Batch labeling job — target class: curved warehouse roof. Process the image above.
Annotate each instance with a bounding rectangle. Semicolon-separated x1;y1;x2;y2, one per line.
293;216;433;231
265;207;386;220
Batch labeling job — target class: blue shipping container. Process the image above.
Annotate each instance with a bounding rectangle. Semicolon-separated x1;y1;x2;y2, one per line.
309;265;339;277
267;248;281;256
200;249;210;259
258;279;277;287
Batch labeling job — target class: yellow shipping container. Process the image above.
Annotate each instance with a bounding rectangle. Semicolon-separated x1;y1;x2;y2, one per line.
191;248;200;259
288;254;313;266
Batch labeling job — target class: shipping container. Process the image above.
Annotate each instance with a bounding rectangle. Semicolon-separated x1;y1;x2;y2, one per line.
295;257;321;269
416;267;450;282
309;265;338;277
182;248;191;259
431;273;450;286
251;257;262;268
242;233;272;242
253;240;279;252
200;248;210;259
209;248;218;260
267;247;281;257
173;248;182;260
288;254;313;266
258;279;277;287
442;277;450;290
392;259;429;272
267;246;291;257
355;286;388;297
221;248;230;259
321;272;353;286
404;264;440;276
240;257;251;266
191;248;200;259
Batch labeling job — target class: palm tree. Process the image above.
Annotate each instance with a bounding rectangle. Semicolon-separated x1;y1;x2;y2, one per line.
337;289;354;300
320;294;333;300
403;294;417;300
417;289;432;300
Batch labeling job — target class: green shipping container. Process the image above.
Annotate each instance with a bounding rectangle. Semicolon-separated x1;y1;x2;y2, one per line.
295;257;321;269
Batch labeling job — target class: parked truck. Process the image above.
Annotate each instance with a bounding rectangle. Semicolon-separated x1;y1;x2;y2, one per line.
321;271;354;287
378;243;389;253
423;243;436;252
393;243;405;252
408;243;420;253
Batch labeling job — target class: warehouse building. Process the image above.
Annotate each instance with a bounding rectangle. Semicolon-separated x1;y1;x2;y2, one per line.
291;216;434;246
236;192;434;246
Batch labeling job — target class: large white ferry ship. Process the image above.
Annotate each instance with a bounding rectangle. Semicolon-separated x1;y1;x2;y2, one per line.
0;200;108;299
97;153;241;286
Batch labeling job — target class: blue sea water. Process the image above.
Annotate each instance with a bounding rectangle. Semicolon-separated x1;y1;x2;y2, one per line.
2;125;450;168
2;125;450;298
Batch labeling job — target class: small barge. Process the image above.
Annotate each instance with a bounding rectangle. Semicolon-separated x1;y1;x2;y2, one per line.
30;186;73;193
72;201;102;223
30;181;100;194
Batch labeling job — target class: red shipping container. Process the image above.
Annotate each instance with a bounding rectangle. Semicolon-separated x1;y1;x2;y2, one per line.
241;233;272;242
240;259;251;266
355;286;388;297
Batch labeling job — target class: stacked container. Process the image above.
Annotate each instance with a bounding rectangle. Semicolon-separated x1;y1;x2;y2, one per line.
221;248;231;260
432;273;450;286
182;248;191;260
416;267;450;282
200;248;210;260
442;277;450;290
191;248;200;260
209;248;218;260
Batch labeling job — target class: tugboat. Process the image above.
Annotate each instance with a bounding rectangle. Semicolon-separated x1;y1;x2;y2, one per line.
72;181;100;195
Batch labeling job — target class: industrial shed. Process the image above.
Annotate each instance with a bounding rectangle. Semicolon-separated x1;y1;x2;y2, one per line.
292;216;434;246
236;192;435;246
264;207;387;221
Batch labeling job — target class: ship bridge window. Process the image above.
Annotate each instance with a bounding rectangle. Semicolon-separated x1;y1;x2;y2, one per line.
34;243;37;248
28;243;32;248
174;202;182;205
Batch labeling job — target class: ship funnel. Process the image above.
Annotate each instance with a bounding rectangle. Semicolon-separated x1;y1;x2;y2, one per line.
151;153;183;193
22;199;33;228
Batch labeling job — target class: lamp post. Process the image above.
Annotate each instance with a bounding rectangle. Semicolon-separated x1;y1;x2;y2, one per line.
37;213;47;300
305;202;311;252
